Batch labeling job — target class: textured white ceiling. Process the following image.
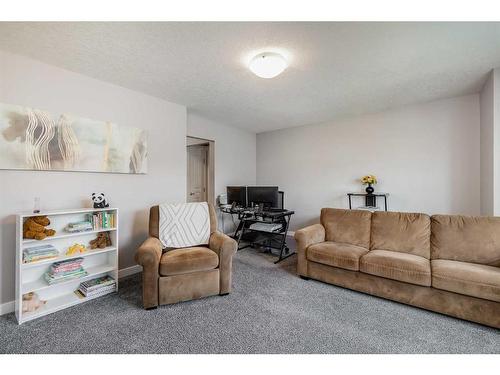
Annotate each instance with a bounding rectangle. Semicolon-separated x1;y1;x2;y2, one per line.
0;22;500;133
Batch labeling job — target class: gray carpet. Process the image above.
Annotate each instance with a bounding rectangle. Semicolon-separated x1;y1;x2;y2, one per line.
1;244;499;353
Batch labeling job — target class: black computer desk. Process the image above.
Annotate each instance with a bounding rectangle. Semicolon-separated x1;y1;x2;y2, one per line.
220;206;295;264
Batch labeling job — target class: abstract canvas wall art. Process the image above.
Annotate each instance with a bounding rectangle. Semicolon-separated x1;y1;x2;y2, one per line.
0;102;147;174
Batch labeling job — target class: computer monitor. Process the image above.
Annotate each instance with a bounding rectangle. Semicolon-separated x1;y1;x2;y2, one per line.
278;191;284;209
226;186;247;207
247;186;279;208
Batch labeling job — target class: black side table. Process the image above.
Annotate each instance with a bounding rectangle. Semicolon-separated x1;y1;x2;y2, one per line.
347;193;389;211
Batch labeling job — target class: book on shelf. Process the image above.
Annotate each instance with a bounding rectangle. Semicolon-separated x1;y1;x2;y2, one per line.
76;275;116;298
65;221;93;233
44;258;88;285
81;284;116;297
74;286;115;299
23;244;59;263
87;212;116;231
44;268;88;285
64;211;115;233
79;275;115;291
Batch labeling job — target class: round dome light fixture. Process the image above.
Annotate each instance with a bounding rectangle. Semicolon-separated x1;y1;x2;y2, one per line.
249;52;288;79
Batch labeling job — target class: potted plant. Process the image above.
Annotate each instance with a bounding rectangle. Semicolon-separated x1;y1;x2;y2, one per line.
361;175;377;207
361;175;377;193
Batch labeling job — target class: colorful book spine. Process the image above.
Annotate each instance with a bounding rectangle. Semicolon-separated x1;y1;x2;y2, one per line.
44;257;88;284
87;212;115;231
77;275;116;297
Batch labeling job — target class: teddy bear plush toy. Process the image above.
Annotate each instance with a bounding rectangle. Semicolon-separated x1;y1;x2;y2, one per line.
89;231;112;249
23;216;56;240
22;292;46;313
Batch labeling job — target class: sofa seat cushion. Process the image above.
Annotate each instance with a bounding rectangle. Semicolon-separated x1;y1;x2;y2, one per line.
432;260;500;302
160;247;219;276
307;241;369;271
360;249;431;286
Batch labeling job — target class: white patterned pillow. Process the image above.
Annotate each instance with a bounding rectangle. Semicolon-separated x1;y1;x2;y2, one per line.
158;202;210;248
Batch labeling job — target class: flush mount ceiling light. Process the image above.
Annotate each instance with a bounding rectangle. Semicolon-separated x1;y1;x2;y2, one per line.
249;52;288;79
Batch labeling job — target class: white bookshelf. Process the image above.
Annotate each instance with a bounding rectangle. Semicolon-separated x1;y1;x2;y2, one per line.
15;207;119;324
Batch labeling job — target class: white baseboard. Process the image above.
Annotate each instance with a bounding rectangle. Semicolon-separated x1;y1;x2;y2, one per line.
118;264;142;279
0;264;144;316
0;300;15;316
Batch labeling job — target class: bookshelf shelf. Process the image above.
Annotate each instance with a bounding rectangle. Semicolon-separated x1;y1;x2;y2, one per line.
22;228;117;245
22;263;116;294
19;207;119;218
16;207;119;324
21;288;116;323
22;246;117;269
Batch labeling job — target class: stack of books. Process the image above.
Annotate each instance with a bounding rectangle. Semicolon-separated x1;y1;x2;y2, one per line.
65;221;93;233
23;244;59;263
87;212;115;231
44;258;87;285
76;276;116;299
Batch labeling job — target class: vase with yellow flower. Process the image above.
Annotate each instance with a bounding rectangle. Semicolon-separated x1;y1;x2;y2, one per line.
361;175;377;207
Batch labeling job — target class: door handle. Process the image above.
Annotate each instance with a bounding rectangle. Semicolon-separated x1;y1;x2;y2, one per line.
190;192;195;196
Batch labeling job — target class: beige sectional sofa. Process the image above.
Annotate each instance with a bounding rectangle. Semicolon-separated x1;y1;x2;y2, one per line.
295;208;500;328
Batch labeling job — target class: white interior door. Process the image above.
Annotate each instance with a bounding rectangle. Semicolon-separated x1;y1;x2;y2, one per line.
187;144;208;203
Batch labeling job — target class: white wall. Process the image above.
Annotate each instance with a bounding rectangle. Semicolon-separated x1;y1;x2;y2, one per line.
257;95;480;230
187;112;256;232
479;68;500;216
0;50;187;305
480;71;495;215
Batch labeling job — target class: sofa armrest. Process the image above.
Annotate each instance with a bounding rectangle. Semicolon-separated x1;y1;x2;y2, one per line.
294;224;326;277
134;237;163;308
209;231;237;294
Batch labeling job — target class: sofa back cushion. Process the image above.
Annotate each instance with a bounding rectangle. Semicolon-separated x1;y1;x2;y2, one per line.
320;208;371;248
370;211;431;258
431;214;500;265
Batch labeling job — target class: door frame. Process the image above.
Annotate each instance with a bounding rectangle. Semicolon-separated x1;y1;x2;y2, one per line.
186;136;215;206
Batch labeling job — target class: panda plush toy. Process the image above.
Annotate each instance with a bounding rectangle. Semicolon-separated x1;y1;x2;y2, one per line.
92;193;110;209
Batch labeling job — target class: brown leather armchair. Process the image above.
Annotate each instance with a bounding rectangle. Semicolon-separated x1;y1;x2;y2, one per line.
135;204;237;309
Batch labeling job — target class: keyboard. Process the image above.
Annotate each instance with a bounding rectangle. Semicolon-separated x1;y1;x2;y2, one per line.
249;222;283;233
